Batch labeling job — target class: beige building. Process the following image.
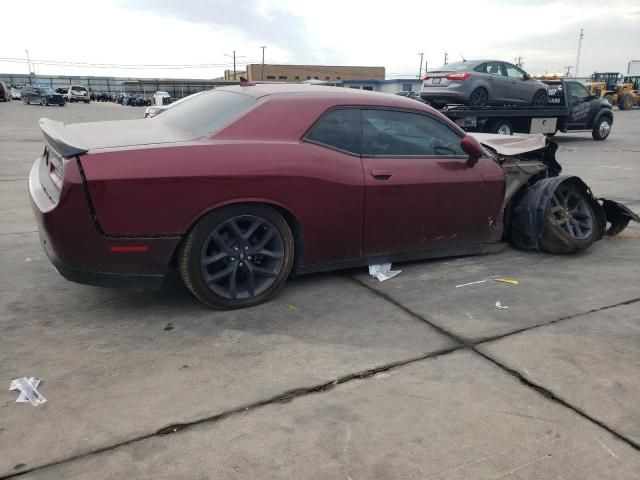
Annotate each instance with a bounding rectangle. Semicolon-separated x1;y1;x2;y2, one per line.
236;64;385;82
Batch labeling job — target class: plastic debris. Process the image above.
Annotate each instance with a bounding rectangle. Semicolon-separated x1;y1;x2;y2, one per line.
368;263;401;282
9;377;47;406
494;278;519;285
455;280;488;288
495;301;509;309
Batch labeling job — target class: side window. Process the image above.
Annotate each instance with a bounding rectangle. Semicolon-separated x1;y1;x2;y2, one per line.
474;63;486;73
485;62;503;76
305;108;360;154
362;110;465;157
504;63;525;79
567;82;589;102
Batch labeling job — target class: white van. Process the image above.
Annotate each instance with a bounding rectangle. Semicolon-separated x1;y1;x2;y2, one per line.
66;85;90;103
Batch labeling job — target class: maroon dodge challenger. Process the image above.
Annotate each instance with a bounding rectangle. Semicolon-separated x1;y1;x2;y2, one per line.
29;83;638;309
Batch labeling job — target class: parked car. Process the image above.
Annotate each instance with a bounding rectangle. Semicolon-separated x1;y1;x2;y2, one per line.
153;91;171;106
396;91;423;101
66;85;90;103
144;90;208;117
29;84;637;309
21;85;65;106
421;60;549;107
0;82;11;102
10;84;23;99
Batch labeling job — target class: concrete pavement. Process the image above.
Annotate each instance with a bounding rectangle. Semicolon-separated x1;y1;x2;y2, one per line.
1;100;638;479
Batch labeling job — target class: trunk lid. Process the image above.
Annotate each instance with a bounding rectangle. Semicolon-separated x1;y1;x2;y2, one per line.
39;117;198;157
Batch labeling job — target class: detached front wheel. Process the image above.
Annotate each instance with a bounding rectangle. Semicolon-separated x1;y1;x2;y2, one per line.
179;205;294;309
539;183;598;254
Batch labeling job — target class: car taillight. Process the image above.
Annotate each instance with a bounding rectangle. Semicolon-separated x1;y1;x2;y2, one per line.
423;75;430;80
446;73;471;81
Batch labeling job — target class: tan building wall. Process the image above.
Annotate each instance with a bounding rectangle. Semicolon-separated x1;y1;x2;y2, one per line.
244;64;385;82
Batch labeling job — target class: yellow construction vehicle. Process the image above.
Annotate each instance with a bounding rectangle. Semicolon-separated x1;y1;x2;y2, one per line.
587;72;638;110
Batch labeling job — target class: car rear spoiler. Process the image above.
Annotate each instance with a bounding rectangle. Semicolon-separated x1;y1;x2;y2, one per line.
39;118;88;158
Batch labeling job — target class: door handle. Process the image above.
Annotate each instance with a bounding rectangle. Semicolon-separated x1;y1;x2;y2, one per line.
371;169;392;180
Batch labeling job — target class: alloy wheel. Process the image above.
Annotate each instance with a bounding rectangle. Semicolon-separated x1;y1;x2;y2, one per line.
200;215;285;300
469;89;488;107
549;185;594;240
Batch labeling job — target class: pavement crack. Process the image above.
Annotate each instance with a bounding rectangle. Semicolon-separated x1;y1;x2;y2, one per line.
475;349;640;451
349;275;640;452
0;346;463;479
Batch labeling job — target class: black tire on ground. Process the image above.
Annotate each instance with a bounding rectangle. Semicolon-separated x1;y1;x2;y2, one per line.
58;102;65;107
487;119;514;135
23;97;29;105
539;183;598;254
618;93;634;110
179;204;295;309
41;97;48;106
591;116;612;140
468;88;489;107
532;89;548;106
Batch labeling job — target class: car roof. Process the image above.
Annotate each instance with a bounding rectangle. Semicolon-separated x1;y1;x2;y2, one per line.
214;83;413;103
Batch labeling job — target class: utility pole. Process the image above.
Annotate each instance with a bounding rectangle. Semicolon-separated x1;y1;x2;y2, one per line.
564;65;573;77
443;52;448;65
575;28;584;78
418;52;424;79
514;56;524;67
260;46;266;81
233;50;236;80
25;49;34;76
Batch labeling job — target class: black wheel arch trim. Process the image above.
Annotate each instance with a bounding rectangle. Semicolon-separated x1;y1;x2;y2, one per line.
590;109;613;130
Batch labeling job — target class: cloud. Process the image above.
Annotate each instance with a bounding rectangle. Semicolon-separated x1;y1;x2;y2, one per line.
121;0;316;60
486;14;640;75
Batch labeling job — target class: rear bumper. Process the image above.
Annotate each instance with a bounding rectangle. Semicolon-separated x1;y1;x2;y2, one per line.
29;157;180;289
420;89;468;103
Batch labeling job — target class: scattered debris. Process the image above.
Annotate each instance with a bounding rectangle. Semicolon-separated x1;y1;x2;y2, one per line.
9;377;47;406
495;301;509;309
494;278;519;285
368;263;401;282
286;304;298;311
455;280;488;288
24;257;32;263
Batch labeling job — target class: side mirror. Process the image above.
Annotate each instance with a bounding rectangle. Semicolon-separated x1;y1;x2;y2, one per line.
523;73;531;80
460;135;483;167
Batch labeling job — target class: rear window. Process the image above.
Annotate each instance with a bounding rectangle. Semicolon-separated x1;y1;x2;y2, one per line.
155;90;257;136
434;61;473;72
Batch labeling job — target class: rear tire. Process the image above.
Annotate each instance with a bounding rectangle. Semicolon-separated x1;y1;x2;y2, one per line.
179;205;295;309
591;116;612;140
531;90;548;106
618;93;634;110
468;88;489;107
487;119;513;135
41;97;48;106
23;97;29;105
539;183;598;254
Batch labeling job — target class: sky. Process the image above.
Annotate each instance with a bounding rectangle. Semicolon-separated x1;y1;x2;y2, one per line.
0;0;638;79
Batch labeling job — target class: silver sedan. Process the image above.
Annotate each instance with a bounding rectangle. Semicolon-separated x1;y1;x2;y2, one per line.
420;60;549;108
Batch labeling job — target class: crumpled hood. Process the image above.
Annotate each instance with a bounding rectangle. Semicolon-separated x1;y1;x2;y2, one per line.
469;133;548;156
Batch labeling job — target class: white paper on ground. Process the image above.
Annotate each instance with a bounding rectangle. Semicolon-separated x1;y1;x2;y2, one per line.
368;263;401;282
9;377;47;406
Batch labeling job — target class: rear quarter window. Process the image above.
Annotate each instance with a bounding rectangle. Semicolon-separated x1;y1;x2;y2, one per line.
155;90;257;136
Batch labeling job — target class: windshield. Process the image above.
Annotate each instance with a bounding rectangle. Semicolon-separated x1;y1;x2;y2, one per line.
41;88;55;93
431;61;473;72
155;90;257;136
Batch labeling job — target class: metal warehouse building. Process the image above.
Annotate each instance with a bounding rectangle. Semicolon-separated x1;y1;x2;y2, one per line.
0;74;238;99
